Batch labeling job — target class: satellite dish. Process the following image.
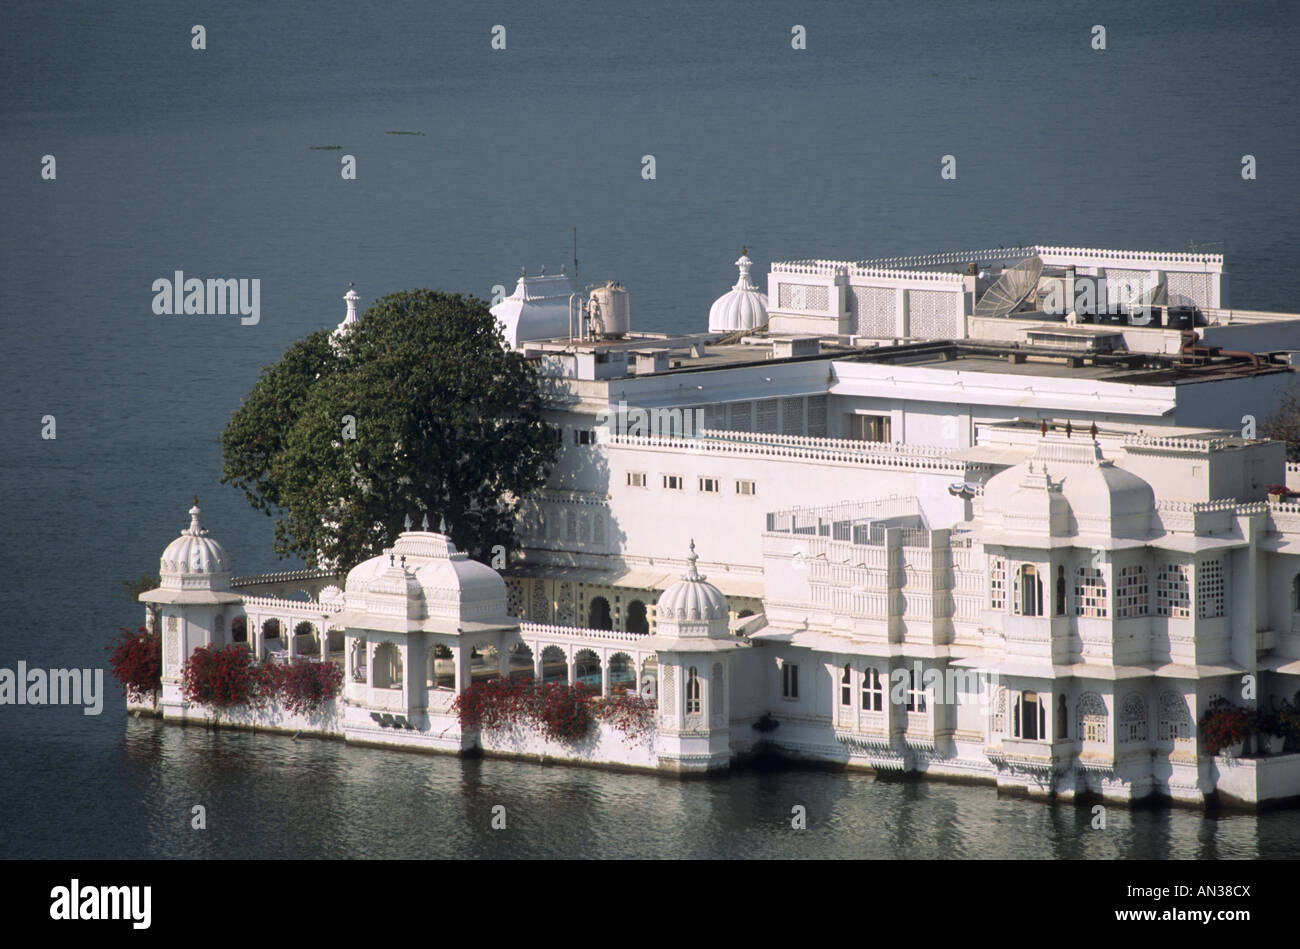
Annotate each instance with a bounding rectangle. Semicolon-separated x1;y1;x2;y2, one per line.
975;255;1043;317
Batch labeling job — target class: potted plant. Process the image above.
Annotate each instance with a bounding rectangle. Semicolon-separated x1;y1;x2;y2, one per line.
1255;702;1287;755
1197;698;1250;757
1267;483;1292;503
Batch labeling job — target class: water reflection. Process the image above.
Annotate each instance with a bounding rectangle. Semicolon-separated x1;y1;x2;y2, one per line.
0;719;1262;859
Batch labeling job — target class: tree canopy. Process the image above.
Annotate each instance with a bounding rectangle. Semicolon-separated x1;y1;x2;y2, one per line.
1260;382;1300;462
220;289;561;570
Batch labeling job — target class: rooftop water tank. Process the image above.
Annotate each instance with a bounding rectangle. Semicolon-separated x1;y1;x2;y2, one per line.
589;282;630;338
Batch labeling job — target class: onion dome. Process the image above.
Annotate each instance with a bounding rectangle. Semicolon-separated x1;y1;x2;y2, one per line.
655;541;730;639
708;250;769;333
159;499;232;591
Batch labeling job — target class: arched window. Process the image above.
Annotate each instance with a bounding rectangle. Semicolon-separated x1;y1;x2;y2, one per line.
508;642;534;681
1054;565;1066;615
625;600;649;634
373;643;402;689
639;656;658;700
609;653;636;693
541;645;567;684
262;618;281;640
1158;690;1192;742
840;664;852;706
349;639;367;682
575;649;601;692
685;667;702;715
588;596;612;630
1056;694;1068;739
1119;693;1148;743
1013;690;1044;740
1013;565;1042;616
905;668;927;713
231;617;247;644
428;644;454;690
1078;692;1107;742
861;667;884;712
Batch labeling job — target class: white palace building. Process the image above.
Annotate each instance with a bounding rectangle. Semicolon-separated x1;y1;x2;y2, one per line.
137;244;1300;808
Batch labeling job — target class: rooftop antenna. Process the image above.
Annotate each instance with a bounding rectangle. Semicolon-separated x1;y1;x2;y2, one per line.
573;227;579;289
974;254;1044;318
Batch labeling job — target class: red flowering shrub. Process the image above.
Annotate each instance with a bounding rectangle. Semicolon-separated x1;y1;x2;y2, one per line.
107;626;161;700
595;691;657;745
1197;698;1251;755
181;643;265;709
274;659;344;715
453;678;654;744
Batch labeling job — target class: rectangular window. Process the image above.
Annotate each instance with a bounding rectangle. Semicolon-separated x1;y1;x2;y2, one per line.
1155;564;1190;618
840;664;852;706
735;479;757;496
1116;564;1149;618
1074;565;1108;618
699;476;720;493
990;557;1006;611
663;474;683;490
846;413;891;442
627;471;647;488
573;429;593;445
1197;559;1225;618
781;662;799;699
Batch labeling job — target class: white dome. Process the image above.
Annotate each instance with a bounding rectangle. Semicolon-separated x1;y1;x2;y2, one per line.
708;252;768;333
160;502;231;590
656;542;730;635
490;271;574;349
344;531;510;625
981;438;1154;540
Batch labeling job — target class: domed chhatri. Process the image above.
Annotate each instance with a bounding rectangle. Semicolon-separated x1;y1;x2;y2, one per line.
343;529;511;628
159;499;231;590
708;250;769;333
655;540;730;637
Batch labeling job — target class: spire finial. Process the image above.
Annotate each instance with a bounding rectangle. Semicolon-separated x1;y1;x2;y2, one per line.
684;539;702;581
741;245;748;257
187;497;204;535
1040;419;1048;437
403;514;412;532
421;512;429;531
733;252;756;291
439;514;447;534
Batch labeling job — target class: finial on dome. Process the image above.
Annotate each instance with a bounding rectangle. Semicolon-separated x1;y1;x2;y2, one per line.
1065;419;1073;439
1090;421;1098;439
741;245;748;257
421;512;429;531
683;539;705;581
439;514;447;534
404;513;412;532
187;499;204;535
1040;419;1048;437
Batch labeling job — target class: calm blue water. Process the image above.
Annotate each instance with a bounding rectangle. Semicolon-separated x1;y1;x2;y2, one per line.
2;0;1299;858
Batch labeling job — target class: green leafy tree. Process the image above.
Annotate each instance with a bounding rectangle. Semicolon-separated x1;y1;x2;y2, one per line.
220;290;560;569
1260;383;1300;462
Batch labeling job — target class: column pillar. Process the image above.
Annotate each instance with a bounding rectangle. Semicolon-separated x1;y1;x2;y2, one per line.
287;618;298;661
253;616;264;662
601;653;611;698
567;651;576;686
320;621;328;662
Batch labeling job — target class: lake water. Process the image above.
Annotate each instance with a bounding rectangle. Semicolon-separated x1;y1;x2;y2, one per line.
2;0;1298;858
